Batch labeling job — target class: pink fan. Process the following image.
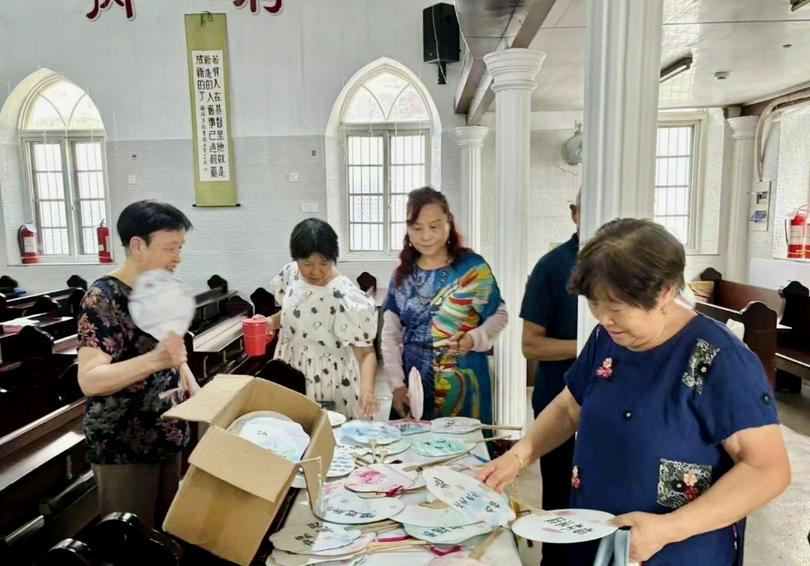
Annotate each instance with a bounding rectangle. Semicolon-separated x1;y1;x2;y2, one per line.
408;367;424;421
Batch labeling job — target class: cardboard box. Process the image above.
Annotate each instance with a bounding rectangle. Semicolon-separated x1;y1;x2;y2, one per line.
162;375;335;565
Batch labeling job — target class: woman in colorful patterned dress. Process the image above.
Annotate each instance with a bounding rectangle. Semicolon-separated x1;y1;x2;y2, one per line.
382;187;507;423
479;219;790;565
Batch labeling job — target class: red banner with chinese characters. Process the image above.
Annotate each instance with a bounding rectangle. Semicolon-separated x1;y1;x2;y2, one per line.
87;0;284;21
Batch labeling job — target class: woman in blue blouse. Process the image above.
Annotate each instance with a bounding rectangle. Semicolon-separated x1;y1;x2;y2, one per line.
479;218;790;565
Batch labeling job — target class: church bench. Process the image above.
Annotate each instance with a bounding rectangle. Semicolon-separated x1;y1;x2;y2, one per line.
693;268;778;390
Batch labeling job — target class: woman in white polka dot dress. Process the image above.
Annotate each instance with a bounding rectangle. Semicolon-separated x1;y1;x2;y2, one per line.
266;219;378;418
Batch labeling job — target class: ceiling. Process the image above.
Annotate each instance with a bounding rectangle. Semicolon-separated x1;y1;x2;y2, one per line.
526;0;810;110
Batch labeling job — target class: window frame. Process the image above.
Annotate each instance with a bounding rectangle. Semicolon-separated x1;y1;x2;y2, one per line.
342;122;432;259
655;112;707;253
19;129;112;263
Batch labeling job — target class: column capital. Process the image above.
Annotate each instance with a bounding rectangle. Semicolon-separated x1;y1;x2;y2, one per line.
727;115;757;140
454;126;489;148
483;48;545;93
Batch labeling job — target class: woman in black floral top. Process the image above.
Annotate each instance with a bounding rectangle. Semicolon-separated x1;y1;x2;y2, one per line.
78;200;197;528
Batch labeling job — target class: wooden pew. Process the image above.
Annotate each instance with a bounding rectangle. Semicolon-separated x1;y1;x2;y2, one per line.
0;326;92;564
0;276;87;323
0;274;290;565
0;327;81;438
693;268;778;389
184;275;273;386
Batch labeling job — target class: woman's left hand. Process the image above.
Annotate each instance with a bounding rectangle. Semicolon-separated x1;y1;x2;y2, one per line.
610;511;675;563
359;389;379;419
447;331;474;355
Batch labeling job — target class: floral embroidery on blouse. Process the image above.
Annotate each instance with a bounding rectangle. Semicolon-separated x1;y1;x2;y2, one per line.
571;465;582;490
595;357;614;380
681;338;720;394
656;458;712;509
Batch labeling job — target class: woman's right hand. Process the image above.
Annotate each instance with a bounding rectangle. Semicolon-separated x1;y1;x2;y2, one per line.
477;451;523;493
391;386;410;418
153;332;188;370
359;389;379;419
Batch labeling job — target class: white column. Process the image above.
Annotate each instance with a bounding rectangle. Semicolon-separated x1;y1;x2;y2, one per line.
482;48;545;431
455;126;488;251
577;0;664;349
725;116;757;283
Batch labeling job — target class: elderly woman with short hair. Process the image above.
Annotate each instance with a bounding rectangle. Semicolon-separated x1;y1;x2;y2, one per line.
479;218;790;565
267;218;378;418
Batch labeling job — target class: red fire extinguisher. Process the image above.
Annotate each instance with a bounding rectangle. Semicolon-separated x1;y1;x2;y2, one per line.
97;220;113;264
18;223;39;264
786;206;808;259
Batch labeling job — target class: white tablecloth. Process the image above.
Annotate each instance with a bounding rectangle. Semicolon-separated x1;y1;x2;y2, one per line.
271;428;521;565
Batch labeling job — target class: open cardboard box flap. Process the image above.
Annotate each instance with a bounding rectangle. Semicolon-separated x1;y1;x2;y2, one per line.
163;374;327;431
161;375;336;565
188;425;294;502
162;374;253;425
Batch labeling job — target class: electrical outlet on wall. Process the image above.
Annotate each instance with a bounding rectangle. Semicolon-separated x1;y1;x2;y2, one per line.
127;175;137;185
301;203;311;213
288;172;299;183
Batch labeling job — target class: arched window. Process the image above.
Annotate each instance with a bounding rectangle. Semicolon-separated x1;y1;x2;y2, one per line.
340;66;436;253
19;78;109;257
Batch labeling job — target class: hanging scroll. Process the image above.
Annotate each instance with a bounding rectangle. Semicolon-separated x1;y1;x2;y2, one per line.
185;13;237;206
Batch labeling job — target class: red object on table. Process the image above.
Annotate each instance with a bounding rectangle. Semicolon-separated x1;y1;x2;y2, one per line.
243;315;273;356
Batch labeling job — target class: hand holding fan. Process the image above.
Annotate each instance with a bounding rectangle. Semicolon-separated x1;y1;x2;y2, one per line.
408;367;424;420
128;269;198;397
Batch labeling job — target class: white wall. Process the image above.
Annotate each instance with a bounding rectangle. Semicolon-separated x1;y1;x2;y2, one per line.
747;110;810;289
0;0;465;295
683;108;730;282
479;111;582;272
477;108;729;287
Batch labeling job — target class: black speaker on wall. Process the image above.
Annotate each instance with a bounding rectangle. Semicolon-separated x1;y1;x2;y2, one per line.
423;3;460;84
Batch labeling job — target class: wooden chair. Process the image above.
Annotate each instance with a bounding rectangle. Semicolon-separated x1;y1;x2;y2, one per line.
250;287;280;317
0;275;23;299
356;272;377;296
775;281;810;392
66;275;88;291
207;274;228;293
37;539;101;566
40;513;183;566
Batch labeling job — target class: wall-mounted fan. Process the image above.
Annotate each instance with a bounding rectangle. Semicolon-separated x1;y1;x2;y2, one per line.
561;121;583;166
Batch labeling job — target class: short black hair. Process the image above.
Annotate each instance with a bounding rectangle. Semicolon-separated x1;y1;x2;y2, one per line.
290;218;339;262
568;218;685;310
117;200;193;248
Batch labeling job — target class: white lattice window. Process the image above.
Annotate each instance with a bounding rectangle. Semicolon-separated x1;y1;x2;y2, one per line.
654;123;699;246
342;70;432;253
20;79;110;258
